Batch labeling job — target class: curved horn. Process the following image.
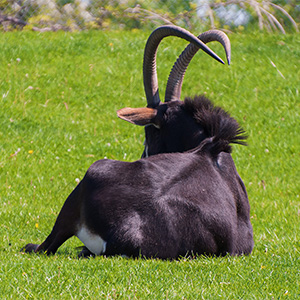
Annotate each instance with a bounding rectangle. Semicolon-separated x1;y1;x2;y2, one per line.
143;25;225;108
165;30;231;102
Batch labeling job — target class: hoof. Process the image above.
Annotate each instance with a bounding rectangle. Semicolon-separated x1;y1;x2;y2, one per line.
78;246;95;258
21;243;39;253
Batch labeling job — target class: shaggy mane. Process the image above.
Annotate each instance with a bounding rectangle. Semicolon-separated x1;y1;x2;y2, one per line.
184;95;247;156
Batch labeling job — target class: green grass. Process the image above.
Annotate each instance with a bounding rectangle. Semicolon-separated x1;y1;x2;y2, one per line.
0;30;299;299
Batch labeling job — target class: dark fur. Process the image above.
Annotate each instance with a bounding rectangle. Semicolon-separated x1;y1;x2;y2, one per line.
143;95;247;157
22;96;254;259
184;95;247;156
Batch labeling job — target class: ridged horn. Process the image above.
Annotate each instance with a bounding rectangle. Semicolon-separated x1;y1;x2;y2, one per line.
143;25;225;108
165;30;231;102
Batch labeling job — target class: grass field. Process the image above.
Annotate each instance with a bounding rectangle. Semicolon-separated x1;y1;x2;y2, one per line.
0;30;299;299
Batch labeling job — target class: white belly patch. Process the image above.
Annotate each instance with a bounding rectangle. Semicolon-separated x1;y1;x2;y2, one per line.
76;225;107;255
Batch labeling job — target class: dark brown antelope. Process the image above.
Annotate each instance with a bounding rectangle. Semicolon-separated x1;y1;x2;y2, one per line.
22;25;253;259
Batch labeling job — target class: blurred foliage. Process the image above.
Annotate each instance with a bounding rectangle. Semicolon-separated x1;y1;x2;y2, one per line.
0;0;298;32
198;0;299;33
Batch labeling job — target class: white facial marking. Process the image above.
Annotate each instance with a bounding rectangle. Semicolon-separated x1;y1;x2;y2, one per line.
76;225;107;255
144;145;149;158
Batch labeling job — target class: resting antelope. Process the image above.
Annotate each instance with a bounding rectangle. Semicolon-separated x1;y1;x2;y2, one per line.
22;25;253;259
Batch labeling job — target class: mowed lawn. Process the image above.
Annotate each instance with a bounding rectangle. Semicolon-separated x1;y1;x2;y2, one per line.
0;30;299;298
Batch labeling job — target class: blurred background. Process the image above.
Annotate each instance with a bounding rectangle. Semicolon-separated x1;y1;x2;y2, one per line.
0;0;299;33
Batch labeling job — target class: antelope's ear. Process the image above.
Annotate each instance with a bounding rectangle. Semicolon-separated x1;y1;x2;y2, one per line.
117;107;161;128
